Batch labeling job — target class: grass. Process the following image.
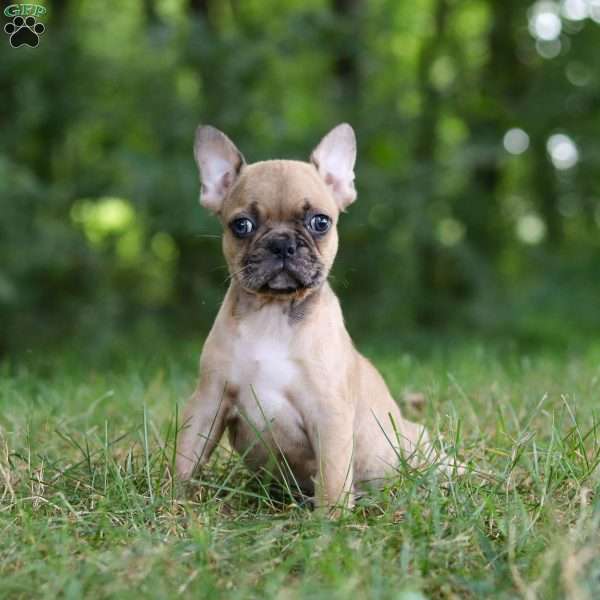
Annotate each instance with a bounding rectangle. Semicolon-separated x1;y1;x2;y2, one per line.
1;339;600;599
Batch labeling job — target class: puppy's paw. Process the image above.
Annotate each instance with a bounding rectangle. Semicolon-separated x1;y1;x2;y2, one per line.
313;504;354;520
175;455;198;482
313;490;355;519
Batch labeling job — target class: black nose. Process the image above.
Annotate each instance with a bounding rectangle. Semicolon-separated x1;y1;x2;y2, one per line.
267;235;296;258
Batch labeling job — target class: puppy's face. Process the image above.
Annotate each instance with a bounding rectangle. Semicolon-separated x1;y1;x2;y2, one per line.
221;162;339;297
194;124;357;299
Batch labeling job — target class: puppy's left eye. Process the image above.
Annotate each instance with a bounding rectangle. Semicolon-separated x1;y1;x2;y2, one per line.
309;214;331;234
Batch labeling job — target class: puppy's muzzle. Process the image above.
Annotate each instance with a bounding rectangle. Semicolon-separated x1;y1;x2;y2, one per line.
240;231;323;295
264;234;301;292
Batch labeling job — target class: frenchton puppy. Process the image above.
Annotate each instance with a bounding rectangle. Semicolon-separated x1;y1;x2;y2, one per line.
177;124;449;512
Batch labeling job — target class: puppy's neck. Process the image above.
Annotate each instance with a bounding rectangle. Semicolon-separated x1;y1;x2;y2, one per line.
228;281;323;324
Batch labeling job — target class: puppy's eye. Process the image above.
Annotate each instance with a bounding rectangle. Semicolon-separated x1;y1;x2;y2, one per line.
230;217;255;238
308;214;331;234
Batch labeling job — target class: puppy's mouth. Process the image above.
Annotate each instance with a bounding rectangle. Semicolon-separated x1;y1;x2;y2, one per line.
260;269;302;295
241;259;322;297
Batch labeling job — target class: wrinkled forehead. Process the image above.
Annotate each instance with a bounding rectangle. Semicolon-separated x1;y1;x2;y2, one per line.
223;160;338;219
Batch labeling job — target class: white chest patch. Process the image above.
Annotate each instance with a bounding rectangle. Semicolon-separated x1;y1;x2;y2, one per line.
227;304;299;416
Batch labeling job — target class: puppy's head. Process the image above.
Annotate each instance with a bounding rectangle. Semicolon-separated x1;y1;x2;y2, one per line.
193;124;357;299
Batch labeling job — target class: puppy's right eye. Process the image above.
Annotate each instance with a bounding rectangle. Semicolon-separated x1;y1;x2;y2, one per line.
230;217;255;238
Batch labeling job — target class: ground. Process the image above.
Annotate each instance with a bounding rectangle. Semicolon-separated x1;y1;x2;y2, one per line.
1;339;599;599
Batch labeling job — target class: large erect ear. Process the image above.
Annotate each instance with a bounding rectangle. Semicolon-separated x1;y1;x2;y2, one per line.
194;125;245;214
310;123;357;210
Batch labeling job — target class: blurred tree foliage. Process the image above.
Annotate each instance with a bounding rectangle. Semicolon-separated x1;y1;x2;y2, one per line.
1;0;600;355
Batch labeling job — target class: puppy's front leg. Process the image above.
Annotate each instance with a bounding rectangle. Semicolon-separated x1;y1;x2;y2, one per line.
309;407;355;514
176;372;229;481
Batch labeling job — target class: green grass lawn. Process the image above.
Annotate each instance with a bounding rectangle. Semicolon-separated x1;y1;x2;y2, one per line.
1;340;600;599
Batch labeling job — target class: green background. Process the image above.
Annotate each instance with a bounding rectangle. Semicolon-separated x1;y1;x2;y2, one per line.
2;0;600;356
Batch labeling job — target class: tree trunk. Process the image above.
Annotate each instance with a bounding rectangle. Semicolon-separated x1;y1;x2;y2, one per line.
328;0;362;124
413;0;450;326
461;0;534;258
531;138;561;245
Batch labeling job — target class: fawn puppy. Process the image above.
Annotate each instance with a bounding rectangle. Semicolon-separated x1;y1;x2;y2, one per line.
177;124;442;510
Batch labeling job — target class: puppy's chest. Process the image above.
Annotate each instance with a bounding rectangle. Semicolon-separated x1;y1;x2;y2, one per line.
225;306;301;414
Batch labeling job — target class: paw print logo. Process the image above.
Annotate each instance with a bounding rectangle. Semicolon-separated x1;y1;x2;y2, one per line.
4;16;45;48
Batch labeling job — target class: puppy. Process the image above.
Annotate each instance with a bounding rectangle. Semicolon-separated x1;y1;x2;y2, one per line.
176;124;443;510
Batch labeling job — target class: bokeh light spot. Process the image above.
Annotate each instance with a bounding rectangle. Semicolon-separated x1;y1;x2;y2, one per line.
437;218;465;246
503;128;530;155
547;133;579;169
430;55;456;91
561;0;588;20
94;198;135;231
529;2;562;40
517;214;546;244
71;197;136;244
566;61;592;86
536;38;562;58
151;232;179;262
